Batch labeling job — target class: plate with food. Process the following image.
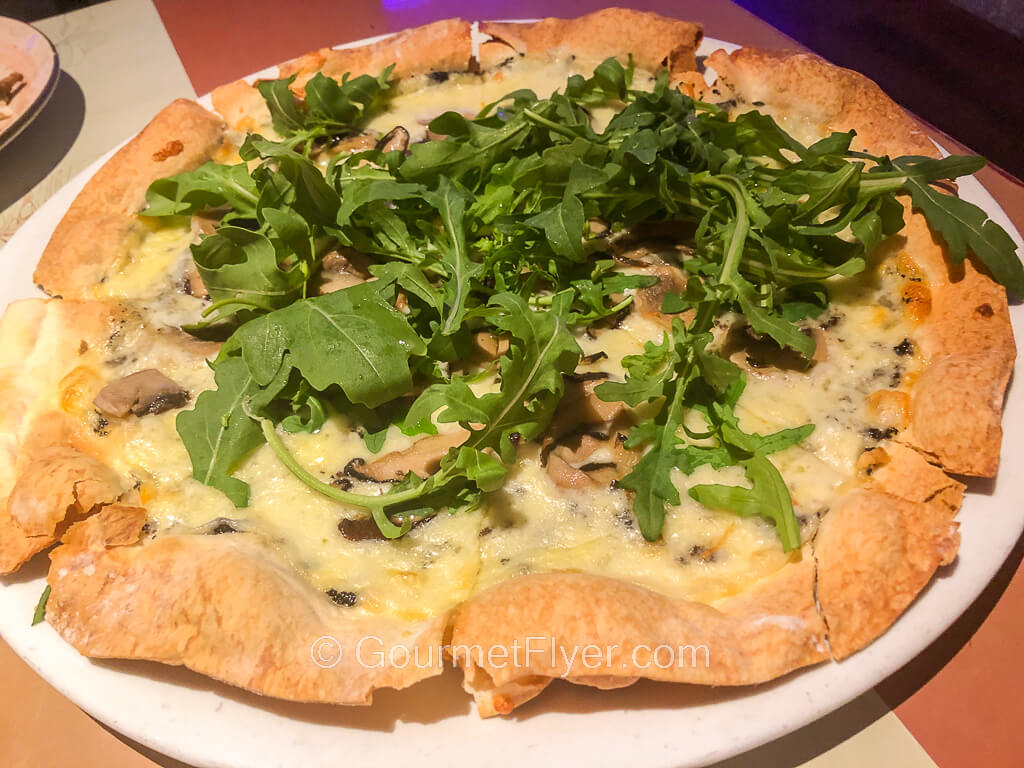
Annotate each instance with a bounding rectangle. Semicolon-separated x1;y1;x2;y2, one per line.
0;16;58;151
0;8;1021;768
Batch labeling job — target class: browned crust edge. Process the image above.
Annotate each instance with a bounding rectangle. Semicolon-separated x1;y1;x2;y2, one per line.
450;552;827;715
479;9;703;74
279;18;474;95
0;299;135;574
33;99;225;299
46;506;449;704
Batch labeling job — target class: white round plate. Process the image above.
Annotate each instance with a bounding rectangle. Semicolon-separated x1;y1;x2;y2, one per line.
0;16;59;151
1;33;1022;768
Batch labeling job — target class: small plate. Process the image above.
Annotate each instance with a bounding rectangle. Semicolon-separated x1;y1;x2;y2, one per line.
0;17;59;151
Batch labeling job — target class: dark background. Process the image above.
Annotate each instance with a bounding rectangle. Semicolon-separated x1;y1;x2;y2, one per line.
6;0;1024;177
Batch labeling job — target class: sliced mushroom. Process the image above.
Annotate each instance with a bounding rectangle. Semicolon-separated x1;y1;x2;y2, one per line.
632;264;686;314
190;212;219;237
360;428;471;482
338;511;433;542
472;331;510;361
334;134;376;153
611;225;695;263
375;126;410;154
546;376;626;442
182;264;208;299
719;323;826;372
93;369;189;418
547;453;600;489
546;428;639;489
0;72;25;104
318;247;373;294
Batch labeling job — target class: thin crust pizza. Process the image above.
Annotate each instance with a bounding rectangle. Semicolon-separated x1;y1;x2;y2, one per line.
1;8;1019;718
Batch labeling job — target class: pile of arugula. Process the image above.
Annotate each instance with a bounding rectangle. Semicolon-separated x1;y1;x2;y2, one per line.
146;59;1022;550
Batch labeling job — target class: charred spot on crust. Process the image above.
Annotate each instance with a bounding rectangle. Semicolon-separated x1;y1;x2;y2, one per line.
152;139;184;162
976;303;994;317
326;589;358;607
893;338;914;356
428;70;450;83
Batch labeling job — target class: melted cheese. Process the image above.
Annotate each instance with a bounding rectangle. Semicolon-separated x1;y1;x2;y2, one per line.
93;220;207;328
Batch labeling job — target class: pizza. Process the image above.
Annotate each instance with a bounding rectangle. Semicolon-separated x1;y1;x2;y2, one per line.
0;8;1019;718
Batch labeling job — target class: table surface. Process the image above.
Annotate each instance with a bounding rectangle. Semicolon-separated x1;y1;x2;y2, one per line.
0;2;1021;766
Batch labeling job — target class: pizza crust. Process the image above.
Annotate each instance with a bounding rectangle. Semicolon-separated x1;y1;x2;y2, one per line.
478;9;702;74
816;441;965;657
451;552;826;715
280;18;474;94
815;489;959;659
706;45;1011;658
34;99;225;299
0;299;135;573
46;505;450;705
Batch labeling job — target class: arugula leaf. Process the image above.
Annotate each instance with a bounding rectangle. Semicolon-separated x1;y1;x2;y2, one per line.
526;189;586;262
32;585;50;626
191;226;306;321
594;333;676;407
690;455;801;551
257;76;307;136
176;356;284;507
303;69;393;129
409;293;581;461
143;162;258;218
889;155;1024;297
256;68;392;146
232;281;426;407
423;177;479;335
